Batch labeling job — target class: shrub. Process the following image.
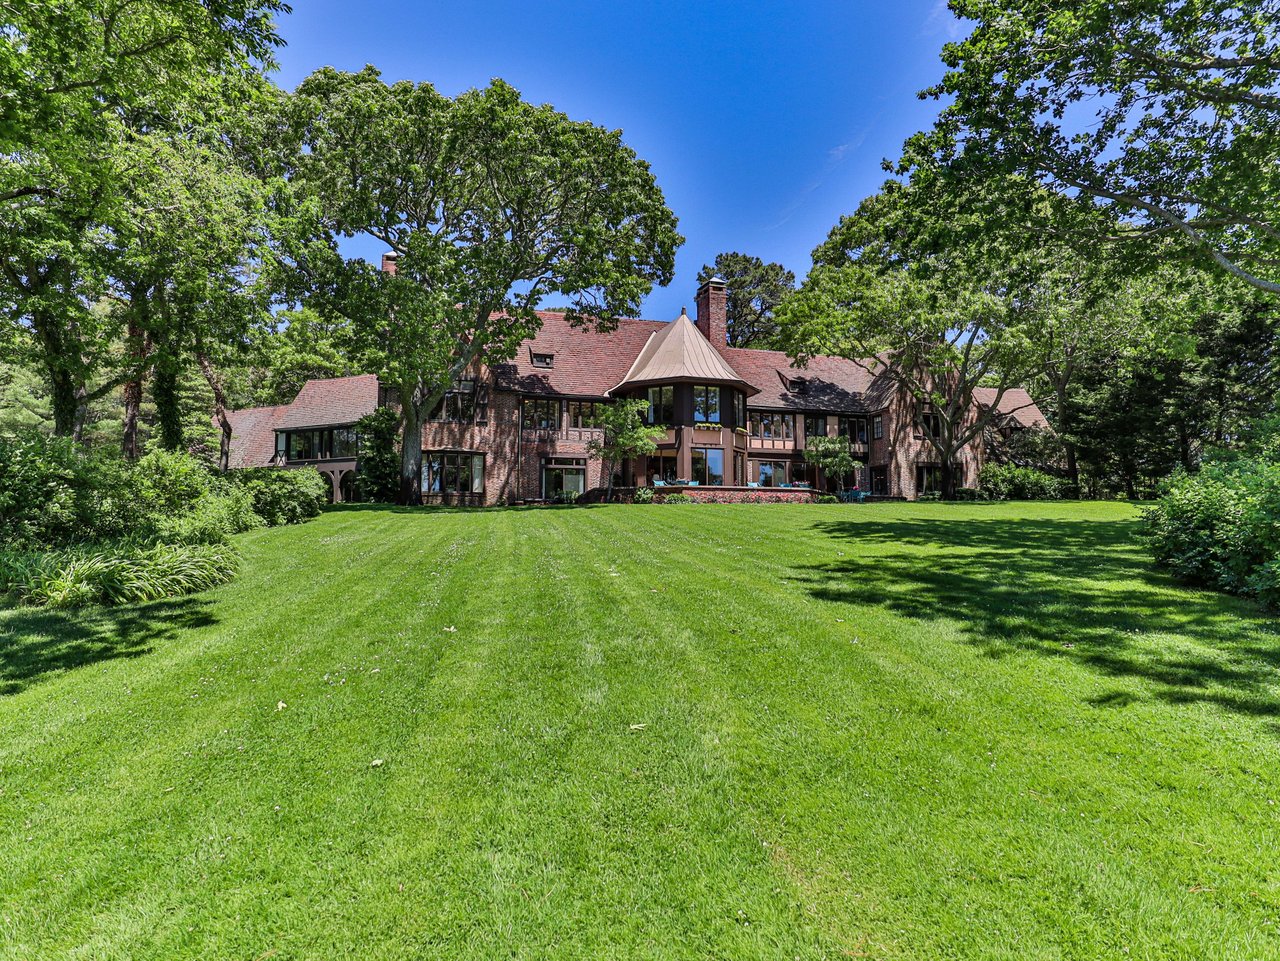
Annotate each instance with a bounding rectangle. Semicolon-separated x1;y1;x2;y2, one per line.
817;494;839;504
633;486;654;504
3;542;238;608
229;467;329;525
1142;456;1280;608
979;463;1067;500
662;492;694;504
954;487;983;501
0;431;136;545
552;489;581;505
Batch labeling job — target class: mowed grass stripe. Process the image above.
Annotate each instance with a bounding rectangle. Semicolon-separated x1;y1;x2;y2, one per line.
1;502;1278;960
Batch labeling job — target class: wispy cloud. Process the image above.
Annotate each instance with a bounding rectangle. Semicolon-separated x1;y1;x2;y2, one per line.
921;0;964;40
765;128;871;231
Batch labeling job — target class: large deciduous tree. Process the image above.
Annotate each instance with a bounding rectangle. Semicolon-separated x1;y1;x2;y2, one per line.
290;67;681;505
909;0;1280;294
696;253;795;348
779;178;1144;499
0;0;288;437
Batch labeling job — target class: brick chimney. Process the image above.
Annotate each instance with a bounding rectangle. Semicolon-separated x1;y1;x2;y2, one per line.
380;251;398;275
695;276;728;345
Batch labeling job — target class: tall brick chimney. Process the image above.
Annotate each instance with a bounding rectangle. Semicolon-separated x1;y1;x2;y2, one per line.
380;251;398;275
695;276;728;345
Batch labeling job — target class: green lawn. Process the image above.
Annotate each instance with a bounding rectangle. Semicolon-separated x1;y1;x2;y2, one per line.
2;501;1278;960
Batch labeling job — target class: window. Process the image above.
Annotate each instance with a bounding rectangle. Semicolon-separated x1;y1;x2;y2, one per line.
693;385;721;423
920;411;943;440
428;379;476;422
804;414;826;440
646;386;673;425
748;411;795;440
732;391;747;429
872;415;884;440
733;450;745;485
757;460;787;487
542;457;586;498
568;401;601;428
691;447;724;486
422;452;485;495
916;464;943;495
531;352;554;368
522;398;561;430
333;427;358;459
285;427;358;461
838;416;868;443
647;451;677;485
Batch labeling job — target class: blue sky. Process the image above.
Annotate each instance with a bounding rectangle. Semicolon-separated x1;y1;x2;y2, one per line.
271;1;966;320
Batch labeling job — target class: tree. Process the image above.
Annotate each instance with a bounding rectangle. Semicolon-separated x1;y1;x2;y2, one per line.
584;399;665;501
354;407;400;503
240;308;358;407
289;68;681;505
779;180;1087;500
696;253;795;348
803;436;856;491
0;1;287;436
908;0;1280;294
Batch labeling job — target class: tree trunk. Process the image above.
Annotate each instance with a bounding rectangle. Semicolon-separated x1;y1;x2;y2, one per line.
940;458;958;500
197;350;232;471
398;402;424;506
152;357;183;451
31;305;80;437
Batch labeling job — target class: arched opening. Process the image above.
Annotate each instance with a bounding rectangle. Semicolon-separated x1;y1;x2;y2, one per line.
339;470;358;504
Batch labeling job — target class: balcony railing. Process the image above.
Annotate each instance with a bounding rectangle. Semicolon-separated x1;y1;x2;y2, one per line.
521;425;604;443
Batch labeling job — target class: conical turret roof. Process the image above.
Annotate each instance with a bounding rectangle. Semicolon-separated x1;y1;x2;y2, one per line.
607;310;758;396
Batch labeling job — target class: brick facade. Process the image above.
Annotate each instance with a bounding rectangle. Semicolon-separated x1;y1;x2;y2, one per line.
225;273;1045;505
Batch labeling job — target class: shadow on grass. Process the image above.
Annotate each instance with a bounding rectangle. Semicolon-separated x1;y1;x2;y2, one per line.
0;595;216;697
798;516;1280;722
326;502;609;514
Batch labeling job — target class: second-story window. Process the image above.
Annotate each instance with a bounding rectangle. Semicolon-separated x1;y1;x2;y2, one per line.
838;416;868;443
568;401;600;428
873;415;884;440
646;386;673;425
733;391;747;429
428;379;476;422
805;414;826;440
523;397;561;430
920;411;943;440
749;411;795;440
693;385;720;423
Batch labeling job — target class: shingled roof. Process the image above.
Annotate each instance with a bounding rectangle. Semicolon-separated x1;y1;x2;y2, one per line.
225;404;288;468
277;374;380;429
974;387;1051;430
609;310;757;396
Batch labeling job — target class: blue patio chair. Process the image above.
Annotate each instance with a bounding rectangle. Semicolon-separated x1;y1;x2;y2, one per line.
747;482;760;488
653;479;667;487
688;480;699;486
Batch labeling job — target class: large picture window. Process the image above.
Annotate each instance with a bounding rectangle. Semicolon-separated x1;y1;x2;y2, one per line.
646;386;674;425
522;398;561;430
422;452;485;495
757;460;787;487
284;426;358;461
748;411;795;440
542;457;586;499
693;385;720;423
691;447;724;486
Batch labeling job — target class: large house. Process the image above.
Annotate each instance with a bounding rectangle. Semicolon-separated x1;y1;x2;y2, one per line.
226;272;1047;505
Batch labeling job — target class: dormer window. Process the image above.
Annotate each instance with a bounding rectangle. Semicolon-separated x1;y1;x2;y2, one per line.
532;352;554;369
